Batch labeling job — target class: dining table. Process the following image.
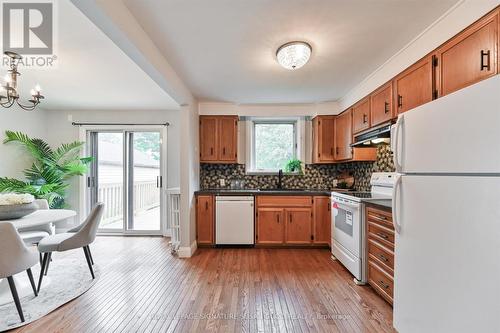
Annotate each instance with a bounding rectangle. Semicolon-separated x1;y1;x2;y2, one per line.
0;209;77;306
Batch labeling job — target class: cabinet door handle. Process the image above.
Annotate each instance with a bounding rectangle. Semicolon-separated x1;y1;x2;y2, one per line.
336;147;339;155
363;114;368;123
210;147;214;155
222;147;226;155
205;201;208;210
384;101;389;114
481;50;491;71
397;95;403;108
276;214;280;223
289;213;293;223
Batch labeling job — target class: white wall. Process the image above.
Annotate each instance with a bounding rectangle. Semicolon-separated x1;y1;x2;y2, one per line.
339;0;500;110
0;107;48;179
44;109;181;213
179;103;199;251
199;101;341;116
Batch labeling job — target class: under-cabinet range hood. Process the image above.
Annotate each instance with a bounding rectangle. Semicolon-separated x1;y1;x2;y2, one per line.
351;123;391;147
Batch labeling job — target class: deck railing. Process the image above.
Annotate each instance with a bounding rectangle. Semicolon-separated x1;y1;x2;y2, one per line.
99;181;160;224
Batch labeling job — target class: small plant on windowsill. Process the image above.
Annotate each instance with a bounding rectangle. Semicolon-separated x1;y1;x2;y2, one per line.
284;159;303;175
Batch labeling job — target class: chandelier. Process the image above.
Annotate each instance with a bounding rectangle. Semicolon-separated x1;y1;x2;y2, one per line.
0;51;44;111
276;41;312;70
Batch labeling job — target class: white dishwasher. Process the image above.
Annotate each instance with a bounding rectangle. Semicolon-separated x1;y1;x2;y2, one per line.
215;196;254;245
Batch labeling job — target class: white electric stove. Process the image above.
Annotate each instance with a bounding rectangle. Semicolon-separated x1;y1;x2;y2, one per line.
331;172;395;284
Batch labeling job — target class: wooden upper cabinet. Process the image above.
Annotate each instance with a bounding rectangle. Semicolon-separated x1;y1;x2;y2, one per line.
312;116;335;163
313;196;331;245
334;110;353;161
256;208;285;245
285;208;312;245
218;116;238;161
370;82;394;126
394;55;434;115
196;195;214;245
352;97;371;134
436;10;498;97
199;115;238;163
199;117;218;162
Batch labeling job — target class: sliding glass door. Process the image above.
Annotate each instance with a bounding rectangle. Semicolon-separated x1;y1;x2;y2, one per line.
87;130;163;234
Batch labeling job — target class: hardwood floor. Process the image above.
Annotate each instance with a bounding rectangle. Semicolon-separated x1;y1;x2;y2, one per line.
12;237;395;333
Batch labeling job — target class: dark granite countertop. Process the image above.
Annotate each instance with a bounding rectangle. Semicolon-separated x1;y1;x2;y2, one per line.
363;199;392;209
195;189;331;196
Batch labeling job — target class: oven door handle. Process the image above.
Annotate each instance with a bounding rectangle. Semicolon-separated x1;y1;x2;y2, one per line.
332;199;359;209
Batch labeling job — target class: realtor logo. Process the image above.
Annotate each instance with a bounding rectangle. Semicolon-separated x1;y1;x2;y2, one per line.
2;2;53;54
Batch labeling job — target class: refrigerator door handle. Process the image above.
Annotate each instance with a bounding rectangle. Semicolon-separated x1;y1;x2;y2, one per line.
393;114;404;173
392;174;402;234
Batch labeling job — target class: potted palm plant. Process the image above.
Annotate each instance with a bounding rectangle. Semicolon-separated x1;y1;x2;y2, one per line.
0;131;92;208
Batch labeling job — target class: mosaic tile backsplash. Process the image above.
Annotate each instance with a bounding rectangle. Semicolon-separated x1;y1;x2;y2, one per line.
200;144;395;192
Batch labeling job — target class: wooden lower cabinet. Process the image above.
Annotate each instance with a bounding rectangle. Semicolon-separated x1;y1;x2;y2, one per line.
366;204;394;305
313;196;331;245
196;195;214;245
285;208;313;244
256;195;330;247
256;208;285;245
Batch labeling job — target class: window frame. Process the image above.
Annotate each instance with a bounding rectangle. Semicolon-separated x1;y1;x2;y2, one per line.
245;117;303;174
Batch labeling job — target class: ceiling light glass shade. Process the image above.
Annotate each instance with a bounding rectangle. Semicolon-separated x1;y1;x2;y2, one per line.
276;41;312;70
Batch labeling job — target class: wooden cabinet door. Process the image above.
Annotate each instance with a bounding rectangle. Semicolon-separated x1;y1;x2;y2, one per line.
352;98;371;134
313;116;335;163
256;208;284;244
334;110;353;161
196;195;214;245
199;117;218;162
394;55;434;114
218;116;238;162
285;208;312;244
436;11;498;97
313;197;331;245
370;82;393;126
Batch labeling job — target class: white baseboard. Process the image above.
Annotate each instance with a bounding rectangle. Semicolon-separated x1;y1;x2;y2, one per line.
178;240;197;258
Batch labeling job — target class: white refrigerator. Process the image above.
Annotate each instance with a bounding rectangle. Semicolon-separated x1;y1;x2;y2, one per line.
392;75;500;333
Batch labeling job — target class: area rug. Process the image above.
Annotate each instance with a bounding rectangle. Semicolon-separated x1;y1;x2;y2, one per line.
0;255;99;331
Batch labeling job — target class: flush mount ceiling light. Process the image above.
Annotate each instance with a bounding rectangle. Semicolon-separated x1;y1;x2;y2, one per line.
276;41;312;70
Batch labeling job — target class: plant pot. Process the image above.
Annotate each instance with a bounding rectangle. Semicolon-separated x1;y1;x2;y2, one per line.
0;202;38;220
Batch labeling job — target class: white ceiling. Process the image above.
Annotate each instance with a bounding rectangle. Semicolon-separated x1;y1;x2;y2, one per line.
124;0;459;104
6;1;179;111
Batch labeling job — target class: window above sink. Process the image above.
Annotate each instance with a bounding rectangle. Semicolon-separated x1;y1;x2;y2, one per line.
245;117;306;174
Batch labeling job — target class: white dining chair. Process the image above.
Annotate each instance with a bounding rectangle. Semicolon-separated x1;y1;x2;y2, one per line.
18;199;54;267
0;222;39;323
37;203;104;292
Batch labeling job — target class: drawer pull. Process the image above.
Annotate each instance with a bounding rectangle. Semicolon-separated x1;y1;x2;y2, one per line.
371;214;389;222
376;232;389;239
379;280;390;290
378;254;389;263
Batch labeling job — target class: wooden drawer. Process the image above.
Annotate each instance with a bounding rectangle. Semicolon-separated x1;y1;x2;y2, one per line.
367;221;395;248
368;260;394;305
366;207;393;229
368;239;394;273
256;196;312;208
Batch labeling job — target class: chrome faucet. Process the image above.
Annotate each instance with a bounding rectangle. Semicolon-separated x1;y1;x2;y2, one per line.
278;169;283;189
